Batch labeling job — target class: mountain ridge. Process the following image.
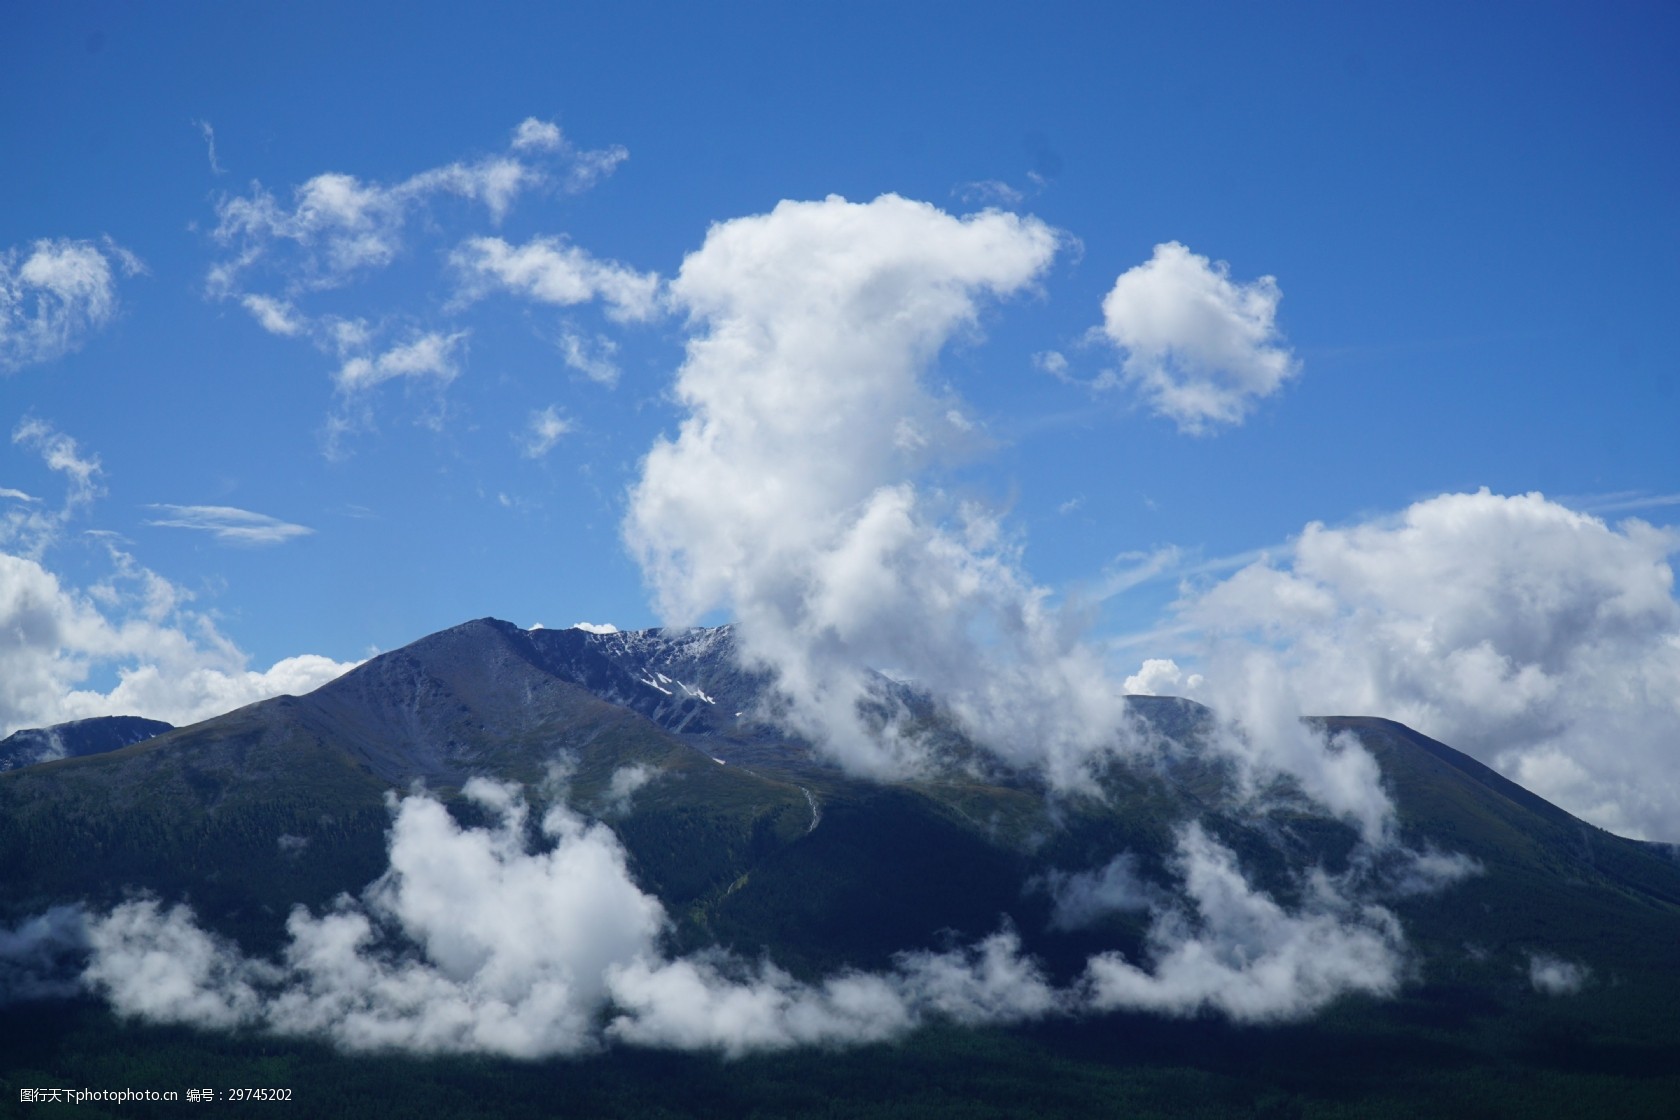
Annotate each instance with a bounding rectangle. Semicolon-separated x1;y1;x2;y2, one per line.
3;615;1677;1056
0;715;173;773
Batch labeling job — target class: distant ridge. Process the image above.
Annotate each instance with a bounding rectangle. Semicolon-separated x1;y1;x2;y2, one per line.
0;715;173;773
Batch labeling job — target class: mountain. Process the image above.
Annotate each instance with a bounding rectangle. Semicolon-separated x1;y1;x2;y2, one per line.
3;618;1679;1117
0;715;172;773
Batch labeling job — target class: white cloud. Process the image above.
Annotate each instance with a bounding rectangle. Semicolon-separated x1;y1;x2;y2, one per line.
1169;489;1680;840
1034;349;1072;382
13;418;101;503
520;406;574;458
85;899;270;1028
240;294;305;336
195;119;225;176
214;167;518;295
1572;490;1680;516
1191;648;1396;845
56;778;1433;1056
955;179;1025;207
0;547;357;734
1083;824;1404;1022
624;194;1156;783
334;331;466;392
316;321;473;452
571;621;618;634
620;194;1401;836
0;424;354;733
1383;846;1483;897
557;330;621;385
145;505;314;546
209;118;625;301
599;764;657;815
1098;241;1298;434
1;238;137;373
73;781;1066;1058
1123;658;1203;696
1527;952;1588;995
324;315;371;354
508;116;627;189
6;419;103;557
511;117;563;152
559;144;629;194
205;121;642;451
1039;853;1157;931
452;236;661;323
607;927;1060;1057
1092;546;1183;603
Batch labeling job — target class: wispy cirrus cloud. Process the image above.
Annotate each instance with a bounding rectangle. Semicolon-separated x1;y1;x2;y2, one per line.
206;118;649;455
239;294;305;337
508;115;627;190
450;236;661;324
953;179;1026;207
1561;489;1680;517
5;418;103;557
194;119;225;176
555;331;622;386
520;406;574;459
209;117;627;303
333;331;466;393
145;505;315;547
1;237;143;374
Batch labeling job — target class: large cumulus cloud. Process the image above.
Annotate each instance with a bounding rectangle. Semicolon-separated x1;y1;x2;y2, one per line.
623;194;1389;842
1097;241;1298;434
625;194;1142;783
1166;489;1680;839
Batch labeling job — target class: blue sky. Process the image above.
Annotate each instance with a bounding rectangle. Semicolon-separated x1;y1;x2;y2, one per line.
5;3;1679;834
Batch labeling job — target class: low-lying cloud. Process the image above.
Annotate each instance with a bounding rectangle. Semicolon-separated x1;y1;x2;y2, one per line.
1527;952;1589;996
1084;823;1403;1023
0;906;87;1004
18;780;1417;1056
